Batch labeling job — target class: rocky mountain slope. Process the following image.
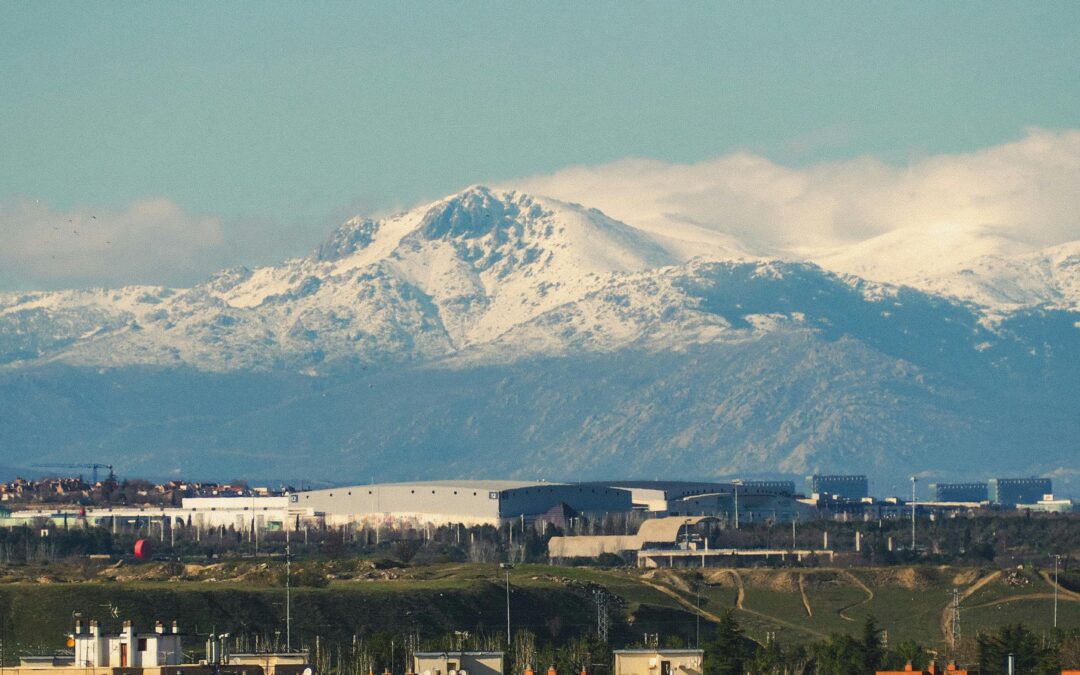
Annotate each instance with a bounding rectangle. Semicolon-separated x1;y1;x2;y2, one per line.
1;187;1077;491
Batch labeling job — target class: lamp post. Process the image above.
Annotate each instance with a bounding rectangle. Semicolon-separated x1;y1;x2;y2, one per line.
285;528;291;651
1053;554;1060;629
910;476;917;551
500;563;513;647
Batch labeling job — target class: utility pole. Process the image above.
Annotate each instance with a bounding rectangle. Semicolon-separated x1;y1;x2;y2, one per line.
501;563;513;647
950;588;961;651
910;476;917;551
1053;554;1060;629
286;529;292;651
594;589;609;643
695;583;700;648
733;485;739;530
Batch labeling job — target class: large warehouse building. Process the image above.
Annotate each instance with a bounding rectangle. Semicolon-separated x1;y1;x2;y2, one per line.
589;480;811;523
988;477;1052;507
293;480;633;526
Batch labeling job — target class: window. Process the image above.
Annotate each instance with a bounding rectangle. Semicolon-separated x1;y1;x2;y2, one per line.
137;639;147;652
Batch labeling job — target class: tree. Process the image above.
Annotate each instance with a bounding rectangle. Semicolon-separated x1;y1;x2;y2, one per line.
702;611;751;675
809;633;862;675
886;640;929;671
859;617;885;673
977;624;1059;675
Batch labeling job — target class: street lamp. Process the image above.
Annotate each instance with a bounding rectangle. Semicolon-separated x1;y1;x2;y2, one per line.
500;563;513;647
910;476;917;551
1053;554;1061;629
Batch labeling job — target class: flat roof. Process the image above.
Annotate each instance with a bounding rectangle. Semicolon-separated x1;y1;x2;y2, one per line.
613;650;704;655
415;652;504;657
586;480;728;490
312;480;559;491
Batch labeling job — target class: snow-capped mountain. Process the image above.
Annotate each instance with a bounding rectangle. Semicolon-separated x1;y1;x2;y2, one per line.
810;223;1080;311
1;186;1077;492
0;187;726;370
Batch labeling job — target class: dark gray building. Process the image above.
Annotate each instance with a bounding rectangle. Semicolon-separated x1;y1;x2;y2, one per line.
808;474;868;501
929;482;988;502
988;478;1052;507
737;480;796;495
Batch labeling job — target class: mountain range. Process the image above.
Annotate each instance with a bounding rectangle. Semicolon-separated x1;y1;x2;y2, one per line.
2;186;1078;494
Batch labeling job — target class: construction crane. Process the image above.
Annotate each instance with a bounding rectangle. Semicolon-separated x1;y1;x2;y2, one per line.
31;463;115;484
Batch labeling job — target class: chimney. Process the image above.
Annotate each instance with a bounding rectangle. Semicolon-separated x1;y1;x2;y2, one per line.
75;619;82;635
172;620;179;634
155;621;164;635
90;620;100;637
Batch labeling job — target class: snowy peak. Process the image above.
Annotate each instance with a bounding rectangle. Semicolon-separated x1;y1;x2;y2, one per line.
417;185;534;241
314;216;380;262
810;222;1080;310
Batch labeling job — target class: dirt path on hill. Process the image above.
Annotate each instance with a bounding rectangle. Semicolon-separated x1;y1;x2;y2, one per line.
837;570;874;622
941;571;1001;645
641;574;826;641
723;568;746;609
1040;571;1080;601
798;573;813;617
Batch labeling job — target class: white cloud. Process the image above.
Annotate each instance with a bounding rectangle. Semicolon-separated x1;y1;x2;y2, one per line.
504;128;1080;256
0;199;226;290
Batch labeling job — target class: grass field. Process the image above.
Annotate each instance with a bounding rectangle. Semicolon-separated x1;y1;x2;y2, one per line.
0;561;1076;659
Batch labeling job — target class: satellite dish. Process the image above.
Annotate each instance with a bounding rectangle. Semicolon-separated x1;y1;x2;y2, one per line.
134;538;151;560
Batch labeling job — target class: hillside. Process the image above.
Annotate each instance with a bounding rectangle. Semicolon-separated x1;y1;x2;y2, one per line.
1;562;1075;656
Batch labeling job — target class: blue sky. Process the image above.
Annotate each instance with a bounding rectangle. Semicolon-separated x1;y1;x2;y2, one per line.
2;2;1079;288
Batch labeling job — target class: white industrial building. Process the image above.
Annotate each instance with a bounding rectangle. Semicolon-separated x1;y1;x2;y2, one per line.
293;480;633;527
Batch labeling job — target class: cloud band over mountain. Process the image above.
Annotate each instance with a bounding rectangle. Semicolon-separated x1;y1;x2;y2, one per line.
507;128;1080;256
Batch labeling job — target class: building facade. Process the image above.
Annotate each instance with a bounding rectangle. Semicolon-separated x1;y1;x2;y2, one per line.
613;650;703;675
808;475;868;501
988;478;1052;507
413;652;503;675
929;482;988;503
294;481;632;527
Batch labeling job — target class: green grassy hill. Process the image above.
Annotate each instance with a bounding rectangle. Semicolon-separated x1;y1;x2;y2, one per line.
0;562;1075;660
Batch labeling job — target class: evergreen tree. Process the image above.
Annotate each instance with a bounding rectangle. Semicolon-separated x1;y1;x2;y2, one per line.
859;617;885;673
977;624;1060;675
703;611;750;675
